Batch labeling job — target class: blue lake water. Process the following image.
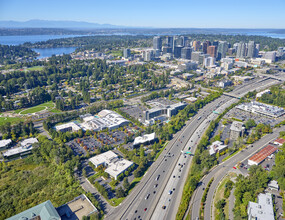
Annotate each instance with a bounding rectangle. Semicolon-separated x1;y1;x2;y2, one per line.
33;47;77;59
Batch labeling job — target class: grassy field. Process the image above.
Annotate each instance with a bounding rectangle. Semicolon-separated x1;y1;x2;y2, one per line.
14;101;55;115
213;173;236;220
20;106;46;114
0;117;23;126
26;66;44;71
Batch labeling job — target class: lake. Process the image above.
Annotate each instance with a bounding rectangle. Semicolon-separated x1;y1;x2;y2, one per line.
33;47;77;59
0;35;84;59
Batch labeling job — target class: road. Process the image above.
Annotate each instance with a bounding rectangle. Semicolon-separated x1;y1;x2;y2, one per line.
150;77;278;220
190;126;284;220
104;77;278;220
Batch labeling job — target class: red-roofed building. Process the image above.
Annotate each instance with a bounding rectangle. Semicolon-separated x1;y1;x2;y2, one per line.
274;138;285;146
248;145;278;166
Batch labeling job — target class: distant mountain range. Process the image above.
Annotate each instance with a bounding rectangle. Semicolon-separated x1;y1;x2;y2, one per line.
0;19;126;29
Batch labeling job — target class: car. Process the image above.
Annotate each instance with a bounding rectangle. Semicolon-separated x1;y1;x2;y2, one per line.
135;210;137;213
173;175;175;178
173;188;175;191
144;208;147;211
154;184;158;188
165;159;167;161
145;194;150;200
188;147;191;150
179;169;181;172
233;166;237;169
168;190;172;195
153;191;156;194
156;175;160;181
162;205;166;209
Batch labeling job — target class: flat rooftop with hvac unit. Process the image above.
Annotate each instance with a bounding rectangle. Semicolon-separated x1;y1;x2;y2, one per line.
89;150;133;180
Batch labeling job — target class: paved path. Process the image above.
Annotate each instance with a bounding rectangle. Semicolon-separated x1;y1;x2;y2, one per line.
228;186;235;220
78;173;114;214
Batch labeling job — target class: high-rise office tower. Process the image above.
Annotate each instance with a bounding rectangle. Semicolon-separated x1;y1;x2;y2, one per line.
236;42;246;58
207;46;217;58
255;44;260;57
202;42;208;54
217;41;228;60
143;50;154;61
162;46;172;55
123;48;131;58
173;46;183;58
181;47;192;60
166;36;173;48
153;36;162;51
193;41;201;51
212;41;219;47
247;41;256;58
191;51;203;62
182;36;188;47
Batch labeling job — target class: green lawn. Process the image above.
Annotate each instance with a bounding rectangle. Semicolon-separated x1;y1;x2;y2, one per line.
0;117;23;126
20;106;46;114
14;101;55;115
26;66;44;71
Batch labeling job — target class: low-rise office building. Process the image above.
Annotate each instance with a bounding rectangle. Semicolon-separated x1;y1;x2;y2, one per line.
89;150;133;180
7;200;60;220
145;102;187;121
237;101;285;118
230;121;245;141
209;141;228;156
55;122;82;133
248;145;278;166
81;110;129;131
247;193;274;220
133;133;156;147
0;139;12;151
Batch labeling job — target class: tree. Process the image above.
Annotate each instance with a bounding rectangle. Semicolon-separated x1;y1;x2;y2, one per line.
245;119;256;130
215;199;226;211
116;187;125;198
123;177;130;192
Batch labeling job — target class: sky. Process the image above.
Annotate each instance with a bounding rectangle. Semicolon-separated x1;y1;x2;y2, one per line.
0;0;284;28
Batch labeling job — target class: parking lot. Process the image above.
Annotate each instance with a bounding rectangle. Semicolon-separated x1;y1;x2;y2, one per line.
226;107;285;127
120;105;146;122
146;98;176;108
67;131;128;156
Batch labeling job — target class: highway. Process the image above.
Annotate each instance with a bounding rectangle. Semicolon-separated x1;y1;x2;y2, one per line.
189;126;284;220
104;77;278;220
150;78;279;220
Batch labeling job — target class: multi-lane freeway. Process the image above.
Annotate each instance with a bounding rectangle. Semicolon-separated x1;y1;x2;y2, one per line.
105;77;279;220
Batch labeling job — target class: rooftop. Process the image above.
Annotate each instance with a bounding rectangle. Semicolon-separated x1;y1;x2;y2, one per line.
248;193;274;220
56;194;97;220
209;141;228;156
0;139;12;149
105;159;134;178
89;150;118;167
230;121;244;132
3;145;33;157
248;145;278;165
7;200;60;220
20;137;38;147
133;133;156;146
55;122;81;132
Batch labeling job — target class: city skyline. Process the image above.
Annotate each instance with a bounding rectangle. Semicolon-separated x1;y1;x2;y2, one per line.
0;0;284;29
